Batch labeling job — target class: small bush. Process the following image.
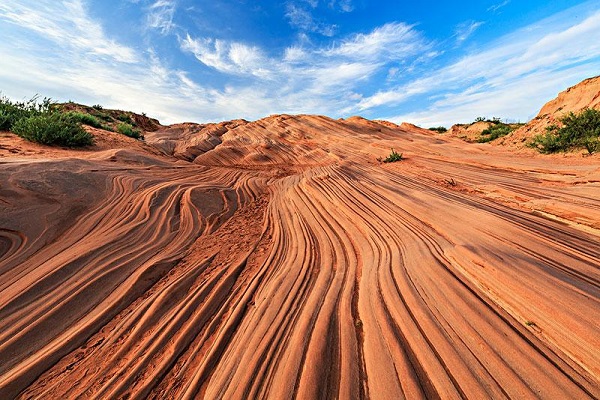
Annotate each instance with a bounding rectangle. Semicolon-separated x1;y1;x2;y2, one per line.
474;116;502;124
117;113;136;126
117;122;143;139
529;108;600;153
12;113;93;147
478;123;513;143
0;96;51;131
583;136;600;154
93;111;114;122
381;148;403;163
428;126;447;133
92;104;103;110
66;111;103;128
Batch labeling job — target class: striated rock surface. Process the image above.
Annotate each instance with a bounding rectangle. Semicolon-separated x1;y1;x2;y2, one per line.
0;112;599;399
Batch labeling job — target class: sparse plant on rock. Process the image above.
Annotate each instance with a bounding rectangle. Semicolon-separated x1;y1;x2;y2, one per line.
379;148;403;163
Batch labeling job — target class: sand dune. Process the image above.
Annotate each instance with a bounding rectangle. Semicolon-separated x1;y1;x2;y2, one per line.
1;114;599;399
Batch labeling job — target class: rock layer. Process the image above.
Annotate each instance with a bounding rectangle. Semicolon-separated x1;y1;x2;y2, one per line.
1;115;599;399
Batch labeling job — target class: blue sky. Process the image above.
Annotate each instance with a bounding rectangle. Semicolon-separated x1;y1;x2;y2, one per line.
1;1;599;126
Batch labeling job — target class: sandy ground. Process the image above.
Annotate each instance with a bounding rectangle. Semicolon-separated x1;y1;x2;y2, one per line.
0;116;599;399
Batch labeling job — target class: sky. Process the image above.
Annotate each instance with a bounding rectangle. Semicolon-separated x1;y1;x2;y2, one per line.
1;1;599;127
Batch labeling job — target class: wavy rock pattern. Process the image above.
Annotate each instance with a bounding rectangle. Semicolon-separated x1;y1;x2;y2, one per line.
1;115;599;399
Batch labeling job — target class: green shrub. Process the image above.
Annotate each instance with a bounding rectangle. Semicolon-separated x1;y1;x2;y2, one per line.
477;123;513;143
92;104;103;110
428;126;447;133
65;111;103;128
381;148;403;163
0;96;51;131
474;116;502;124
116;113;136;125
583;136;600;154
12;113;93;147
93;111;114;122
529;108;600;153
117;122;143;139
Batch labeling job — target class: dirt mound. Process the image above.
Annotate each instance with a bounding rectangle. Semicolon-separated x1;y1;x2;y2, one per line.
501;75;600;146
446;121;494;142
57;102;162;132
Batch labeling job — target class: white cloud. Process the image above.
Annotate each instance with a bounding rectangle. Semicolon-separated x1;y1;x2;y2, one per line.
285;2;337;36
356;80;430;110
324;22;428;60
387;67;400;80
147;0;176;34
1;0;598;128
0;1;212;123
283;46;307;63
329;0;354;12
0;0;429;123
387;64;599;127
488;0;510;13
180;35;271;78
357;7;600;126
178;21;430;116
0;0;136;63
454;20;484;44
380;12;600;125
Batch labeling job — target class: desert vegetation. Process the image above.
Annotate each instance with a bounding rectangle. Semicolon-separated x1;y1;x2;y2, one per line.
428;126;448;133
12;112;93;147
380;148;403;162
477;122;517;142
0;96;93;146
117;122;143;139
1;95;152;146
65;111;112;131
529;108;600;154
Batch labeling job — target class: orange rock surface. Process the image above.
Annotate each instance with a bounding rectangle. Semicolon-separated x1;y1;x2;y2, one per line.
0;113;599;399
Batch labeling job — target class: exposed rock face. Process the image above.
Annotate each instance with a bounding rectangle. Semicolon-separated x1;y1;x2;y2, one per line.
501;75;600;145
1;111;599;398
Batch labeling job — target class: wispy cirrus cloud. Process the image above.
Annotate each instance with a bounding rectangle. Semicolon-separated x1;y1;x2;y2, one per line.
180;36;271;78
0;0;136;63
329;0;354;12
488;0;510;13
454;20;484;44
285;2;337;36
323;22;429;60
180;22;431;105
0;0;598;127
146;0;176;34
178;21;432;117
374;8;600;126
0;0;210;122
0;1;430;122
